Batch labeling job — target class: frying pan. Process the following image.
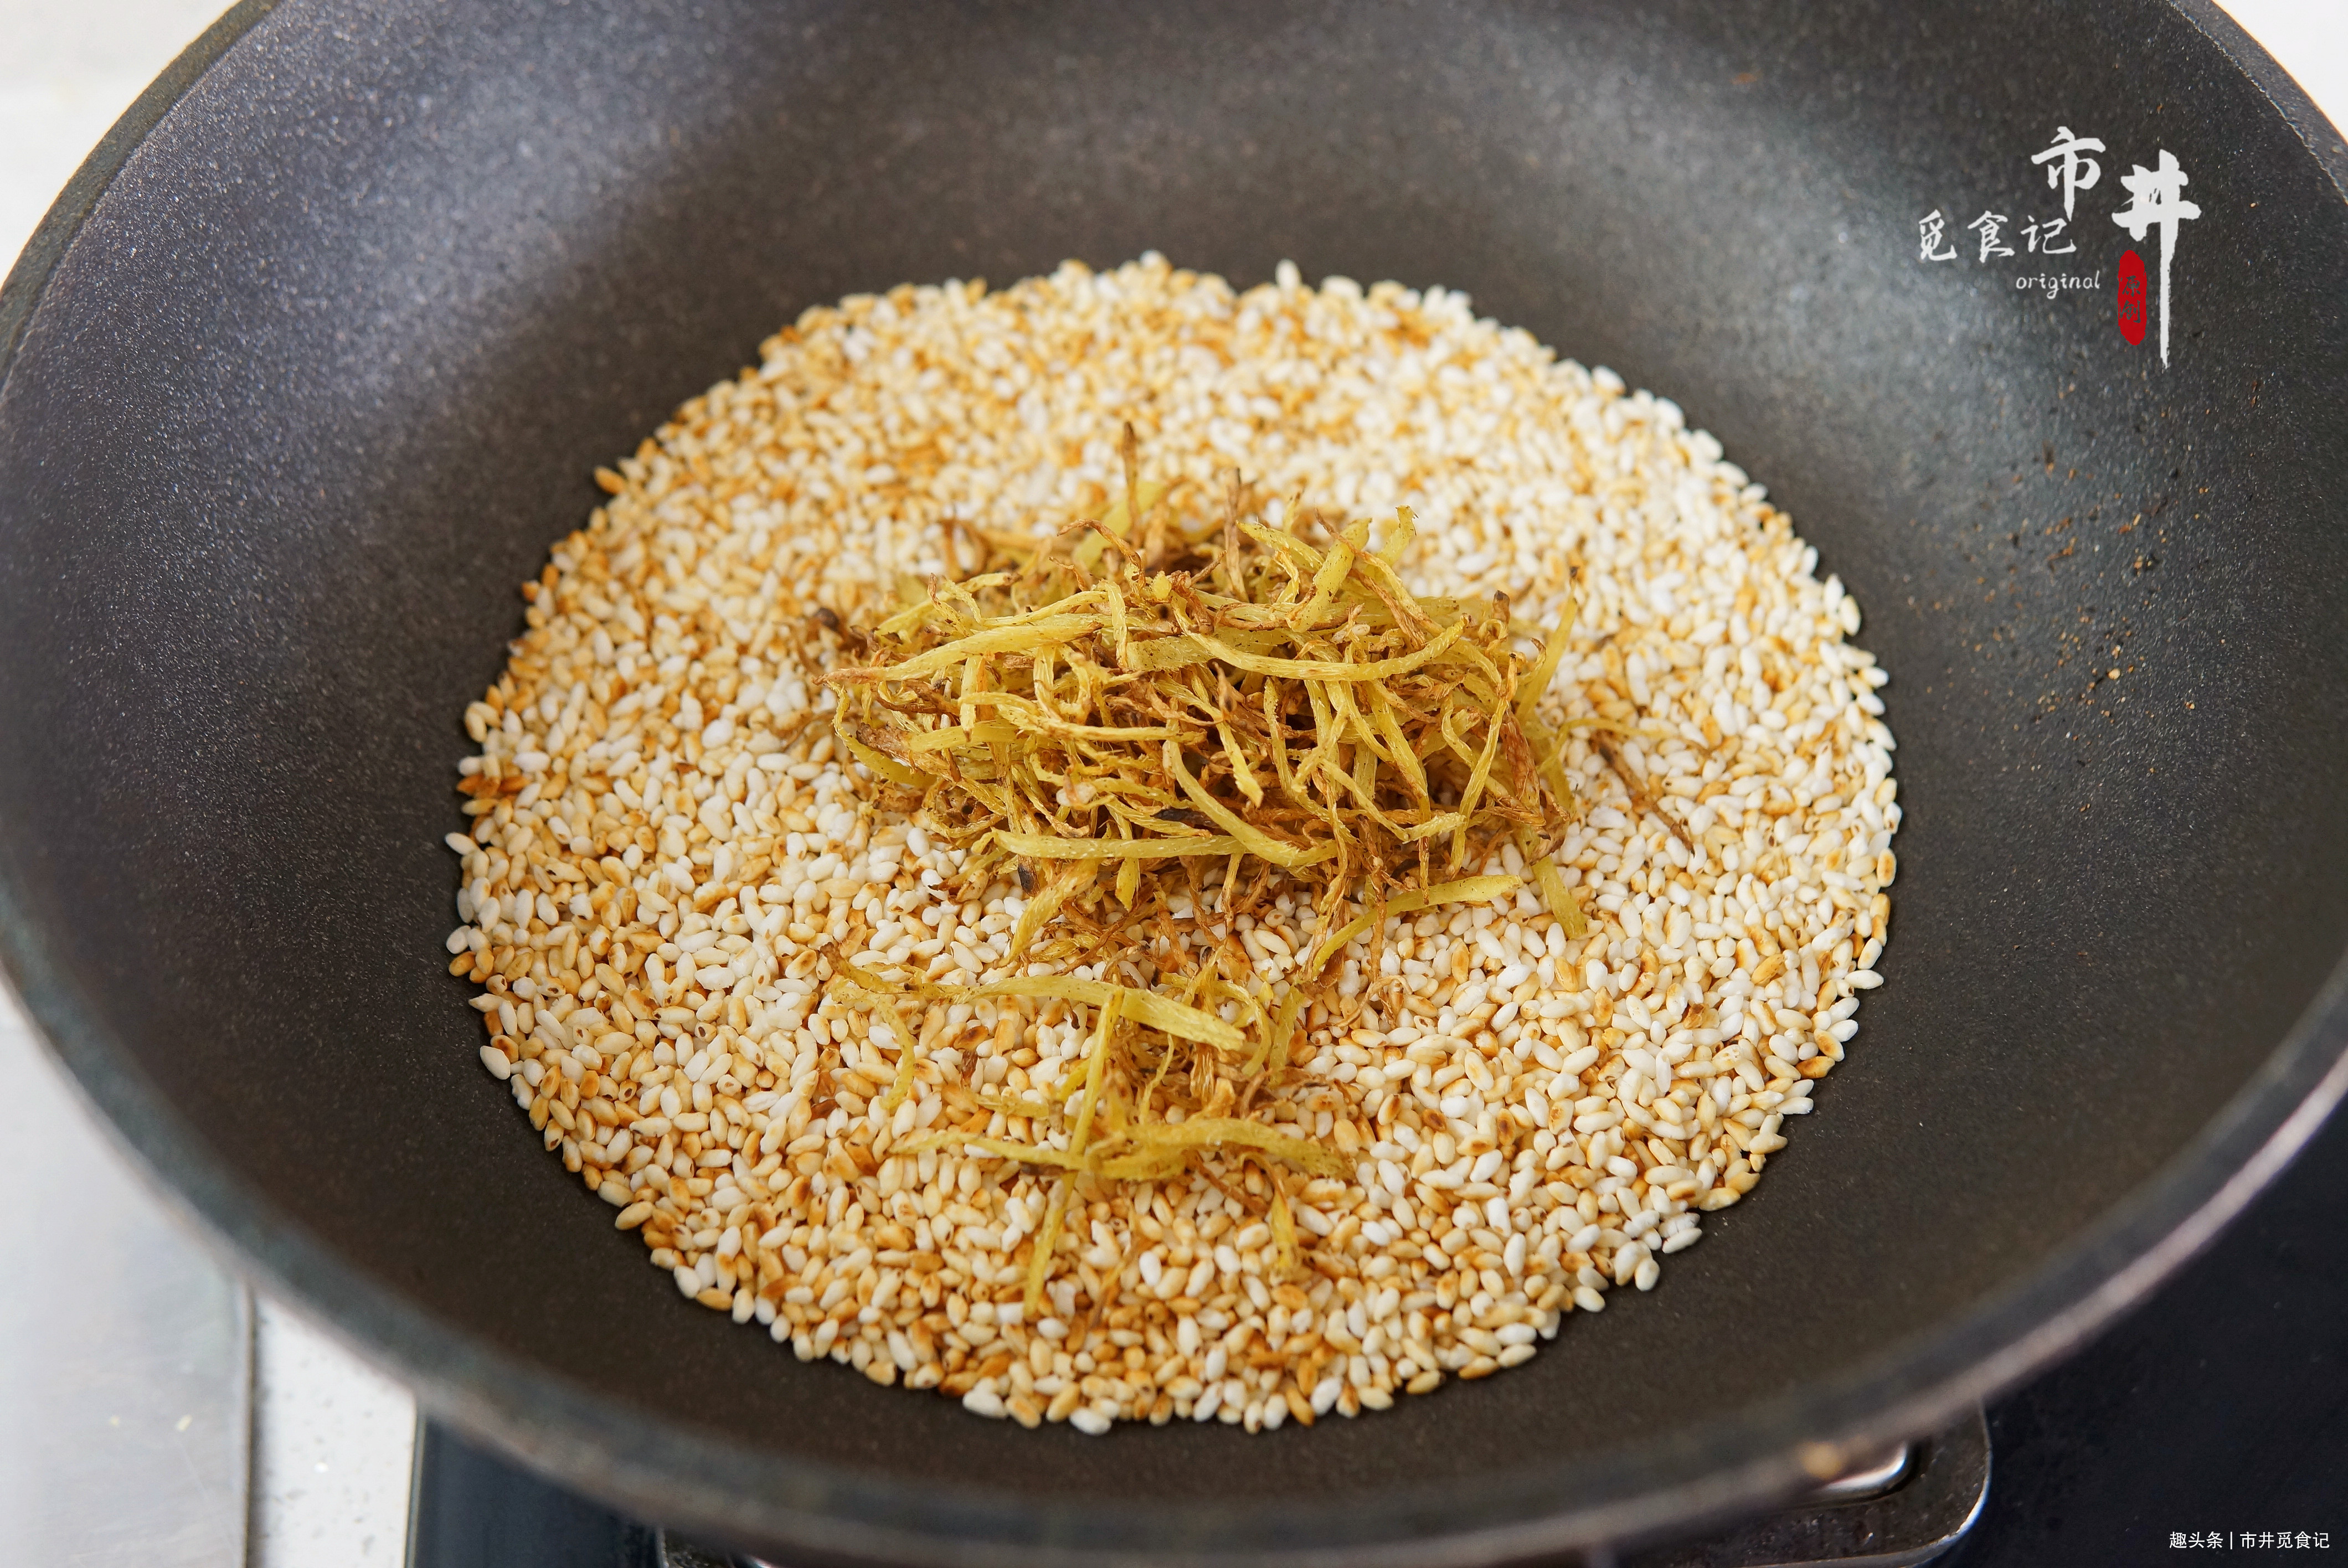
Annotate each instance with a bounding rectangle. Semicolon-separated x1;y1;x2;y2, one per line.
3;1;2345;1562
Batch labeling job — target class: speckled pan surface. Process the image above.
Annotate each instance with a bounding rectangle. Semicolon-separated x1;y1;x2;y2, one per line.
0;2;2343;1564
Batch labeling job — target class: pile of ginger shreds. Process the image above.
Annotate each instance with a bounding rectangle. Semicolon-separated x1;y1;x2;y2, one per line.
823;437;1590;1312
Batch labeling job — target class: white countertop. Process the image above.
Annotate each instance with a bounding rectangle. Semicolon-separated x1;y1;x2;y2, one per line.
0;997;417;1568
1;3;2340;1564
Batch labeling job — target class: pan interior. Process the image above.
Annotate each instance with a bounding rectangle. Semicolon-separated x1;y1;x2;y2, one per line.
2;0;2344;1553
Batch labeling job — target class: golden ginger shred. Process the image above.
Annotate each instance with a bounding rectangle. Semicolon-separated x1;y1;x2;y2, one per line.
827;433;1583;1267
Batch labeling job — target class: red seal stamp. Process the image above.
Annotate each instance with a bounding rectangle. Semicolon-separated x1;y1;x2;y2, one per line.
2117;249;2149;345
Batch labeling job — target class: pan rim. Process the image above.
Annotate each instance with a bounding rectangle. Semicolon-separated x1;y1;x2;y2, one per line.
2;1;2344;1560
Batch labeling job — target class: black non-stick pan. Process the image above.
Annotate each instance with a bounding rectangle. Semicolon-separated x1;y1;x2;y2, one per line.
4;2;2345;1562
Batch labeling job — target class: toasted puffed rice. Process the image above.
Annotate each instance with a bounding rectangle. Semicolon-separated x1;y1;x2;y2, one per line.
441;255;1897;1431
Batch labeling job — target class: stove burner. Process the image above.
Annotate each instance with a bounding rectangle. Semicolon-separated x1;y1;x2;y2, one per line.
1617;1411;1988;1567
